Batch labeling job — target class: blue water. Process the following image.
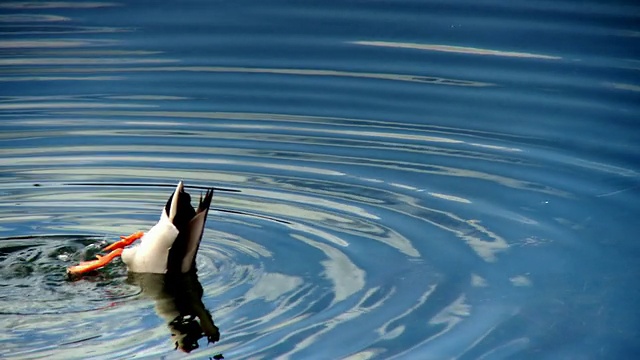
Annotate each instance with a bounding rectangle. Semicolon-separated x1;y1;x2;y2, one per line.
1;1;639;359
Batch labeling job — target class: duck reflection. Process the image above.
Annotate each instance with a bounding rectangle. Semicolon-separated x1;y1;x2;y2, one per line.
128;272;220;352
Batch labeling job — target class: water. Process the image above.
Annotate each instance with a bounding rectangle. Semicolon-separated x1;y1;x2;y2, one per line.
1;0;639;359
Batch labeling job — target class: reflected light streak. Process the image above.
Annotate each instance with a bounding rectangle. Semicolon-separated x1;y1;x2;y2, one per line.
471;274;488;287
0;76;123;81
509;275;532;287
0;2;117;9
0;14;70;22
352;41;561;60
605;82;640;92
245;273;303;302
0;40;98;48
428;295;471;334
8;65;493;87
0;154;344;177
241;188;377;222
343;349;385;360
45;109;536;143
105;95;189;101
292;234;365;304
377;285;437;337
0;102;152;109
386;192;510;262
429;192;472;204
0;58;176;65
0;26;132;35
41;110;523;154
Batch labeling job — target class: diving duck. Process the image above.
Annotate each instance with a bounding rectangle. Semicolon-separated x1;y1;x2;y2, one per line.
67;181;214;276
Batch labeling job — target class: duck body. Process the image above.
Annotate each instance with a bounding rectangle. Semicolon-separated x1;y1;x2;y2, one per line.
67;181;213;277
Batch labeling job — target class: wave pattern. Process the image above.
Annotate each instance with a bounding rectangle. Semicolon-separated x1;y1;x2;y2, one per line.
0;0;639;359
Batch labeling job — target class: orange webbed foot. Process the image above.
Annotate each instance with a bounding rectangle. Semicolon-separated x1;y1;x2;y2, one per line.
66;248;124;277
103;231;144;251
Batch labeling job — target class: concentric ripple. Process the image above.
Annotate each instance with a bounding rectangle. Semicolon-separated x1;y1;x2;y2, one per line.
1;0;639;359
2;112;636;358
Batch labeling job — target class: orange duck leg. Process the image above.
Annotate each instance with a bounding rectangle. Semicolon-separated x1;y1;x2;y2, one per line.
67;231;144;277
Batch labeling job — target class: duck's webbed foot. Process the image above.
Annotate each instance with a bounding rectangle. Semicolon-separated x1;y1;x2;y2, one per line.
103;231;144;251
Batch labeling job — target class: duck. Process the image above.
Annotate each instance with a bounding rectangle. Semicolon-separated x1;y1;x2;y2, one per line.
67;181;214;276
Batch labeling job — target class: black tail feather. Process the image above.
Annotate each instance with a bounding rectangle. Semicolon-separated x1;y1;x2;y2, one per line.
167;186;214;274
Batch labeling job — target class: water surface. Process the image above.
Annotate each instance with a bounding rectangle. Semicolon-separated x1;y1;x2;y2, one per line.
1;0;639;359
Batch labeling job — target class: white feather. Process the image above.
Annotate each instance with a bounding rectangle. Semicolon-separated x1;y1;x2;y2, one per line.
122;210;179;274
168;181;183;221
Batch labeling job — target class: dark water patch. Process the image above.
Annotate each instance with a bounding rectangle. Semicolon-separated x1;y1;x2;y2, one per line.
0;235;136;315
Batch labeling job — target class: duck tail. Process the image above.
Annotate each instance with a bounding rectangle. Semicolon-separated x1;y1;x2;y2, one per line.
181;188;214;273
